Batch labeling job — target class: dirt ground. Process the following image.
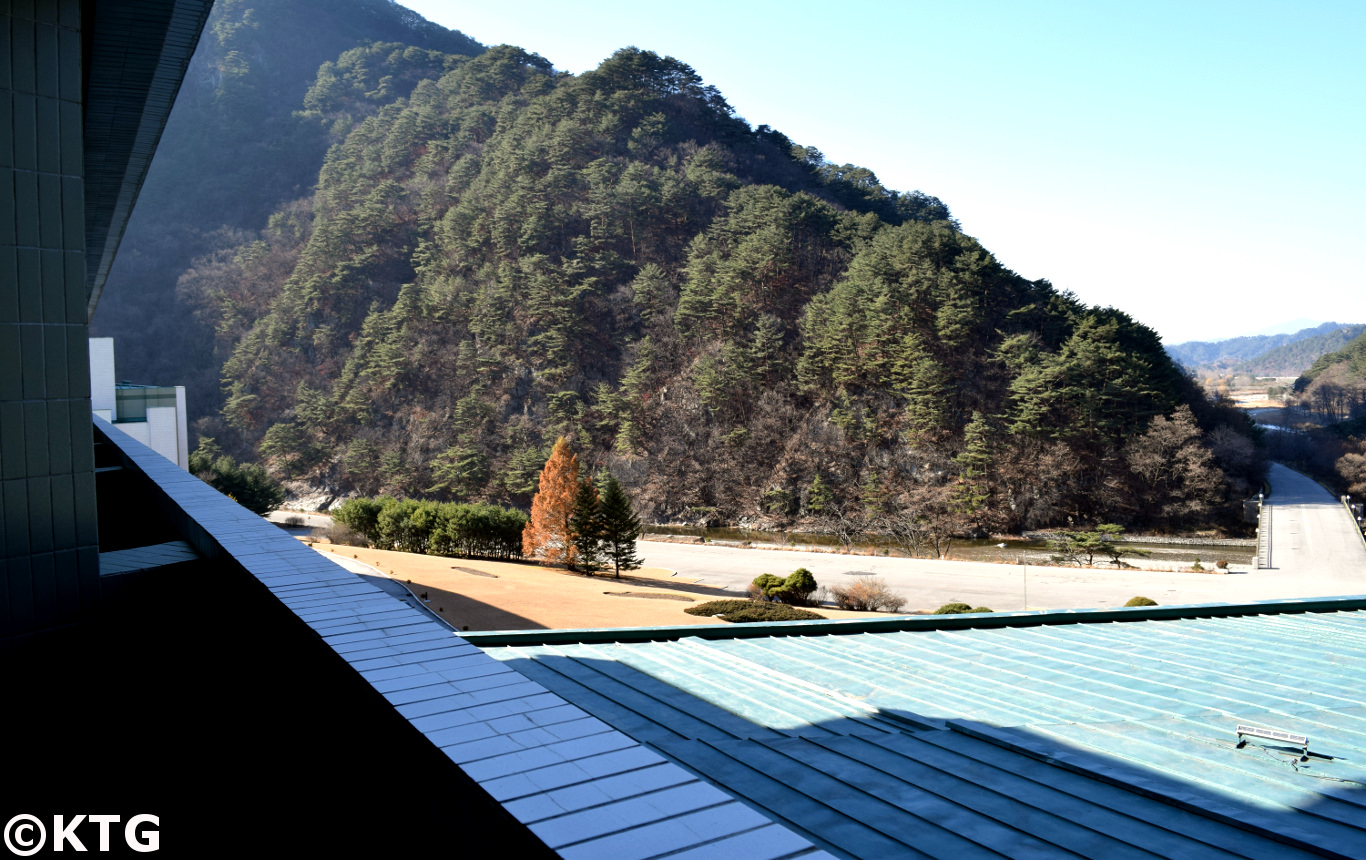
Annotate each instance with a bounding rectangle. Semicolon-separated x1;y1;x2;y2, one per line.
305;540;874;632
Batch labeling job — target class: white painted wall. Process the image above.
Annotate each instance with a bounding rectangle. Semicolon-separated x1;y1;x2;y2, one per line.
119;420;152;447
89;337;116;415
89;339;189;469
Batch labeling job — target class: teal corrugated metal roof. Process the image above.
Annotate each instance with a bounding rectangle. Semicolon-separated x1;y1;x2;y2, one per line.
487;608;1366;859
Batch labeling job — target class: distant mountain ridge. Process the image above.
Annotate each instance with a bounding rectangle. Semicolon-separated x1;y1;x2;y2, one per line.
1298;328;1366;388
1167;322;1361;373
1246;318;1328;337
1235;325;1366;377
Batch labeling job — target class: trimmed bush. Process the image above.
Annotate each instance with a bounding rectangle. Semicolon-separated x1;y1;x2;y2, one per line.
934;602;973;615
750;573;785;598
1215;559;1229;569
685;600;824;622
782;568;818;604
333;496;527;559
1125;596;1158;607
968;606;994;614
750;568;820;605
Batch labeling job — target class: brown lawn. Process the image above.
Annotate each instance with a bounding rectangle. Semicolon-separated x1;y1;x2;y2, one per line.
305;541;872;632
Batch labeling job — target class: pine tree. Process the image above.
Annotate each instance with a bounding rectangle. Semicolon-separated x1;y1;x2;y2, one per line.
807;474;833;514
597;474;642;578
569;477;603;575
952;411;993;526
522;437;580;566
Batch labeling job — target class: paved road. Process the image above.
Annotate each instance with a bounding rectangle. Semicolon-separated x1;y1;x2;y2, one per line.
1263;462;1366;592
640;464;1366;612
267;510;334;529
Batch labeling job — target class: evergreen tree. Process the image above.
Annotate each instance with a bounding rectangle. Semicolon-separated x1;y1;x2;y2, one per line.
189;437;285;516
569;477;604;574
807;474;833;514
597;474;642;578
522;437;580;566
952;411;994;528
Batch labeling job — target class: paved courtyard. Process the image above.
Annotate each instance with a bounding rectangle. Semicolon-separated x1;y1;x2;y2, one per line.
639;464;1366;612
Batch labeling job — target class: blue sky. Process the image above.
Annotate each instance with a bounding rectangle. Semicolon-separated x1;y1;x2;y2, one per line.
399;1;1364;345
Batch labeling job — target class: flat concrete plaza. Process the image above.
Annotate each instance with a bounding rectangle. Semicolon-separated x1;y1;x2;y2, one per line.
640;464;1366;613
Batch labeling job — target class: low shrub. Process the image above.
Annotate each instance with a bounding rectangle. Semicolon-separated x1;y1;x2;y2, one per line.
934;602;973;614
1192;557;1204;571
685;600;752;616
684;600;824;622
830;577;907;612
935;603;994;614
724;604;825;622
1215;559;1229;569
1125;596;1158;606
325;522;368;547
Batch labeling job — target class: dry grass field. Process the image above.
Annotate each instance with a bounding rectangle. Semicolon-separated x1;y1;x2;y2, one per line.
305;541;873;631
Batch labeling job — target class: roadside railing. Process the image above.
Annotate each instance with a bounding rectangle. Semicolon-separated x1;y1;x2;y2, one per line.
1341;495;1366;555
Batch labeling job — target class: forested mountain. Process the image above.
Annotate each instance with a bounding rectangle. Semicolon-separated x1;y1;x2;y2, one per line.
1166;322;1356;373
1293;329;1366;424
90;0;482;417
101;1;1261;535
1234;324;1366;377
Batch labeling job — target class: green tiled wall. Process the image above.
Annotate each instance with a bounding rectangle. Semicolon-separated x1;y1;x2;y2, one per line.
1;0;97;638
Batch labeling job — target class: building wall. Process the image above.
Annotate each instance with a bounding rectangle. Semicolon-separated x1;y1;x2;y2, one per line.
109;380;189;469
88;334;115;413
0;0;100;638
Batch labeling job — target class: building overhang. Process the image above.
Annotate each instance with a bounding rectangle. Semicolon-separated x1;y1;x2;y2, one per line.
82;0;214;320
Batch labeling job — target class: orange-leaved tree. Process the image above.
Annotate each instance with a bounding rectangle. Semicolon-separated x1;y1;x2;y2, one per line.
522;437;580;566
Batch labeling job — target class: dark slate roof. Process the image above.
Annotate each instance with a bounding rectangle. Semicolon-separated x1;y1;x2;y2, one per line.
482;608;1366;859
83;0;214;318
94;419;836;860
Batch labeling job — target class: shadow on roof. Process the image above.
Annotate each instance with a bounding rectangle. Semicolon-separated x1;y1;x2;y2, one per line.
488;649;1366;859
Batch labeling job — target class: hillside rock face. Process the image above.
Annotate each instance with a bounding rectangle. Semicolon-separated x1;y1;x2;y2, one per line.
99;2;1262;533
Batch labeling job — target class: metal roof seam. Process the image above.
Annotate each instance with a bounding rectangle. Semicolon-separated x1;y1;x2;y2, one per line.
968;620;1366;718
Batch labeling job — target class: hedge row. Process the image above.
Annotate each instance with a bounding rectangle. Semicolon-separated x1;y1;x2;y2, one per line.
333;497;527;560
